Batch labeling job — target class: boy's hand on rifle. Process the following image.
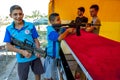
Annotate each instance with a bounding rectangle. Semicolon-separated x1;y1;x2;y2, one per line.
85;23;94;32
35;53;41;58
20;50;32;58
85;26;94;32
67;28;76;34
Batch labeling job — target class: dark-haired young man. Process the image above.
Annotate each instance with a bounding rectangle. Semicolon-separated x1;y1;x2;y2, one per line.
75;7;88;29
86;4;101;34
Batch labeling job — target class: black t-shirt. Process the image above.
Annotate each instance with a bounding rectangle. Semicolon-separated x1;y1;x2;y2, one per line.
75;16;88;23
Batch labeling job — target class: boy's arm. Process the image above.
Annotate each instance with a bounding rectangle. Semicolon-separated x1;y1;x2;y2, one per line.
58;28;75;41
6;43;31;58
34;38;40;49
58;29;69;41
6;42;22;53
31;25;41;57
31;25;40;49
85;26;94;32
34;38;41;57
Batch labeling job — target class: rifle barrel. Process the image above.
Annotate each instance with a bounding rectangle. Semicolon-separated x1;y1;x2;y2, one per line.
52;23;101;28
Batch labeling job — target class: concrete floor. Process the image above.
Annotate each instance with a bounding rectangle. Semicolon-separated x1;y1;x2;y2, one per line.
0;54;78;80
0;54;44;80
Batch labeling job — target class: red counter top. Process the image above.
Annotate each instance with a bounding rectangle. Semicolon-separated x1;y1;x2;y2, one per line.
64;30;120;80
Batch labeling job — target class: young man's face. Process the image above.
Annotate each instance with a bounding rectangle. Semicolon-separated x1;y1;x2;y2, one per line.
90;8;98;17
10;9;24;24
52;16;61;24
77;10;84;16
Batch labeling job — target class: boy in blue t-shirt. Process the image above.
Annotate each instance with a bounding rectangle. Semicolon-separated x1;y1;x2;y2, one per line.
44;13;76;80
3;5;44;80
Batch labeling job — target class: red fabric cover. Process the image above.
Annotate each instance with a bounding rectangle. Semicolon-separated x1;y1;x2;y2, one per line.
64;30;120;80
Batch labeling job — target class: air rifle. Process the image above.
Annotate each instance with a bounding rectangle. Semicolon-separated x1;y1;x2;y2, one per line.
10;37;45;57
52;20;101;36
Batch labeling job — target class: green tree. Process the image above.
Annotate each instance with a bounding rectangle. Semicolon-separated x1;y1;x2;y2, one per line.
31;10;41;19
24;10;48;21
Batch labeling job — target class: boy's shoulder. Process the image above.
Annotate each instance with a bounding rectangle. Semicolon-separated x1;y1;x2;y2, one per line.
6;22;14;29
46;25;57;34
23;20;36;29
24;20;34;26
46;25;52;27
46;25;54;30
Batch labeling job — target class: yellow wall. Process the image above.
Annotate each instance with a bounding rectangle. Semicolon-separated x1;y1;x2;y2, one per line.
49;0;120;42
100;22;120;42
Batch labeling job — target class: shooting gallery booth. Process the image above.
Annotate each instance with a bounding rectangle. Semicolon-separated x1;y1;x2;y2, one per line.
48;0;120;80
49;0;120;42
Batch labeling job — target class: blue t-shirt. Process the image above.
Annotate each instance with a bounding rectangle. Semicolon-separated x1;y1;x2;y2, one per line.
46;25;60;59
3;20;39;63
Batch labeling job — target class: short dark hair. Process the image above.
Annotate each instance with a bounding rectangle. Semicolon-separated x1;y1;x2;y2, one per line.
49;13;59;22
90;4;99;11
78;7;85;13
10;5;23;14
